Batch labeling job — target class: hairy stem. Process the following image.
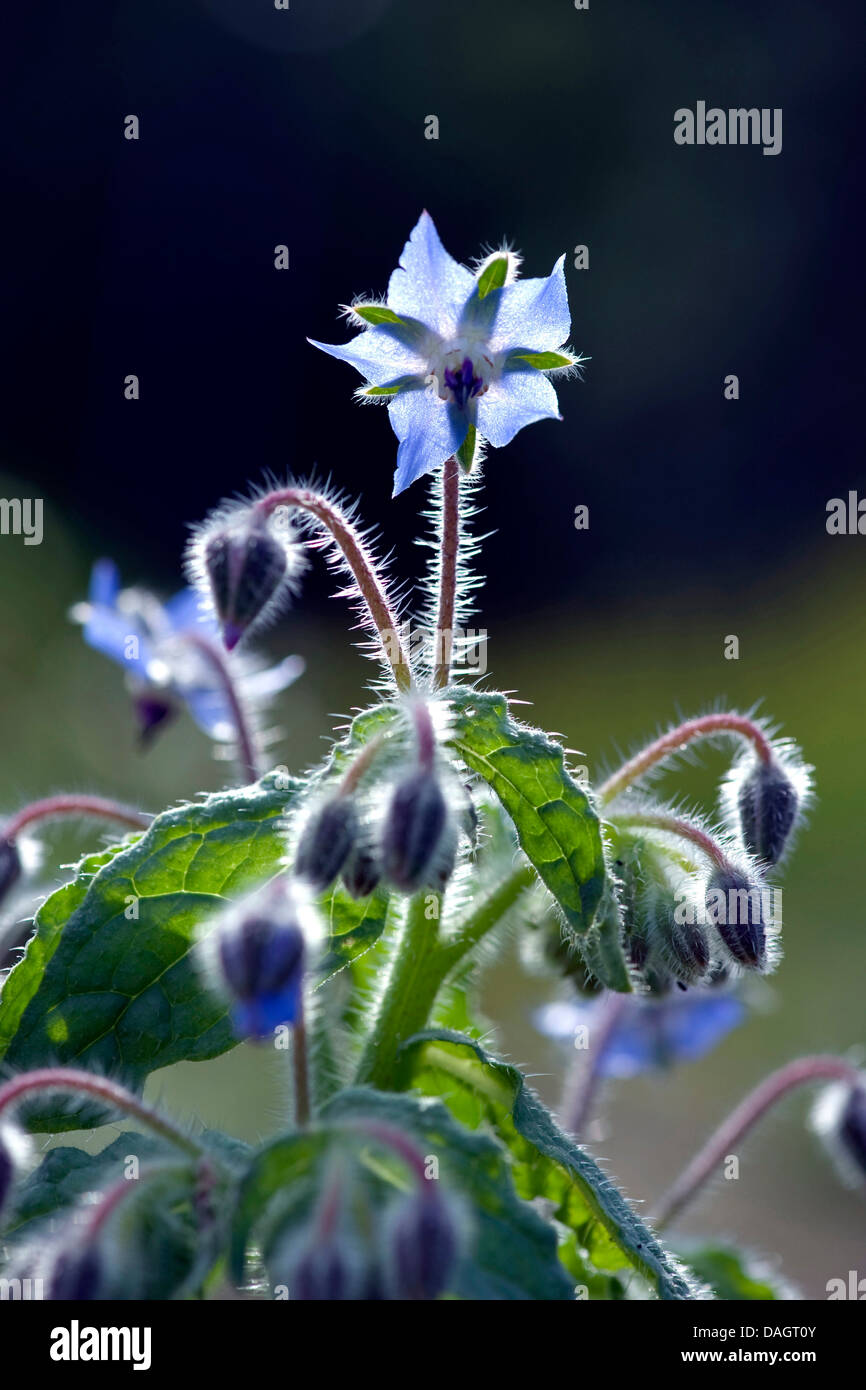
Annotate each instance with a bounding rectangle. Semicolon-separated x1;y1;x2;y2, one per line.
182;631;260;783
256;486;412;690
651;1055;861;1229
599;713;773;805
614;811;729;870
434;454;460;690
354;893;442;1090
437;863;535;973
0;1069;204;1159
3;795;150;842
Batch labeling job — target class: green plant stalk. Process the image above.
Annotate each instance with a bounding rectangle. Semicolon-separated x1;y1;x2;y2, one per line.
355;865;535;1091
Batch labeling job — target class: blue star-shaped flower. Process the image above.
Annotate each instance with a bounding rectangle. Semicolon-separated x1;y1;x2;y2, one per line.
536;990;746;1077
309;212;583;496
72;559;303;745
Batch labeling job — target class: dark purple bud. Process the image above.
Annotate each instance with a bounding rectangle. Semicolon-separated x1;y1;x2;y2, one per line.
133;694;177;747
0;838;22;907
342;845;382;899
216;906;306;1038
381;770;449;892
204;518;287;650
737;759;800;865
385;1190;460;1301
294;798;358;891
838;1085;866;1178
705;867;766;968
667;918;711;984
48;1244;103;1300
289;1238;361;1301
0;1134;14;1220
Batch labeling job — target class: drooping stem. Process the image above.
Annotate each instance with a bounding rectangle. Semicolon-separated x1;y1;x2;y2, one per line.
183;631;260;784
599;713;773;805
340;1119;431;1188
291;1005;311;1128
434;454;460;690
614;810;729;870
3;795;151;842
355;893;442;1090
650;1055;861;1229
338;732;386;798
0;1069;204;1159
409;696;437;773
255;486;412;690
561;990;630;1136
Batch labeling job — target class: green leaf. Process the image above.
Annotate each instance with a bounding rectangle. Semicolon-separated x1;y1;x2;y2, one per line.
578;883;632;992
231;1088;574;1300
672;1242;796;1301
514;350;576;370
448;689;607;937
350;304;404;326
403;1030;707;1300
476;255;509;300
0;772;303;1128
317;883;392;980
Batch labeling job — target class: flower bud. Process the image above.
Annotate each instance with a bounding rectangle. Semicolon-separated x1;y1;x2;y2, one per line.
0;1122;29;1222
48;1243;103;1300
342;845;382;899
294;797;358;891
203;516;288;650
705;867;766;968
837;1084;866;1178
381;770;449;892
0;837;22;908
384;1190;461;1301
666;918;711;985
737;758;800;865
284;1235;366;1301
201;879;316;1039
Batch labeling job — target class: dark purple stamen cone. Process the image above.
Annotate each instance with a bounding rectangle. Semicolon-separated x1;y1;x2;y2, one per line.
294;799;358;890
737;759;799;865
48;1245;103;1300
443;357;483;411
667;919;711;984
838;1086;866;1178
134;695;177;747
0;838;22;907
381;770;448;891
705;868;766;968
342;845;382;899
386;1191;460;1301
205;519;287;650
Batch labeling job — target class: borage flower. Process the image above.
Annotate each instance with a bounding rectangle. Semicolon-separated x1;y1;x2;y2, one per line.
71;559;303;748
536;989;746;1078
309;211;584;496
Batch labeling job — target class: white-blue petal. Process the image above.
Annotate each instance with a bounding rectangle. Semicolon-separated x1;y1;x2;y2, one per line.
488;254;571;354
476;369;561;449
387;386;468;496
386;212;475;340
308;329;426;387
84;608;152;678
163;587;216;635
88;558;121;607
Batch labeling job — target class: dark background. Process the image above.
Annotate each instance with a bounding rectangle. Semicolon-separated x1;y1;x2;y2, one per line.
2;0;865;1297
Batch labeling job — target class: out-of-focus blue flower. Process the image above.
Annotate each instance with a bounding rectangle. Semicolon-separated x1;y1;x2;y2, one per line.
309;211;582;496
536;990;746;1077
71;559;303;745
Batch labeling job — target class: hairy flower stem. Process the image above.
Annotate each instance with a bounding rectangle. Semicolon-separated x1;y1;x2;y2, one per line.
651;1056;861;1229
255;486;412;691
434;454;460;690
355;893;442;1091
183;631;260;783
292;1005;312;1128
356;866;535;1091
0;1069;204;1159
3;795;150;842
598;713;774;805
561;991;630;1136
614;811;729;870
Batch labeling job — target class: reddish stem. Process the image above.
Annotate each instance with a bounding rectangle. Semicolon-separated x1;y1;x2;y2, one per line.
614;810;730;870
182;630;260;783
599;713;773;804
255;487;412;690
3;795;150;843
651;1055;861;1229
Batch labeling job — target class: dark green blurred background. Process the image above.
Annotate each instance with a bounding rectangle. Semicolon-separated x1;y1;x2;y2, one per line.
1;0;864;1297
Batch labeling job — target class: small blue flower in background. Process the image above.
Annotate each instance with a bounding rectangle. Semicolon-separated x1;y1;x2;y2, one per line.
309;211;584;496
71;559;303;746
536;990;746;1077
